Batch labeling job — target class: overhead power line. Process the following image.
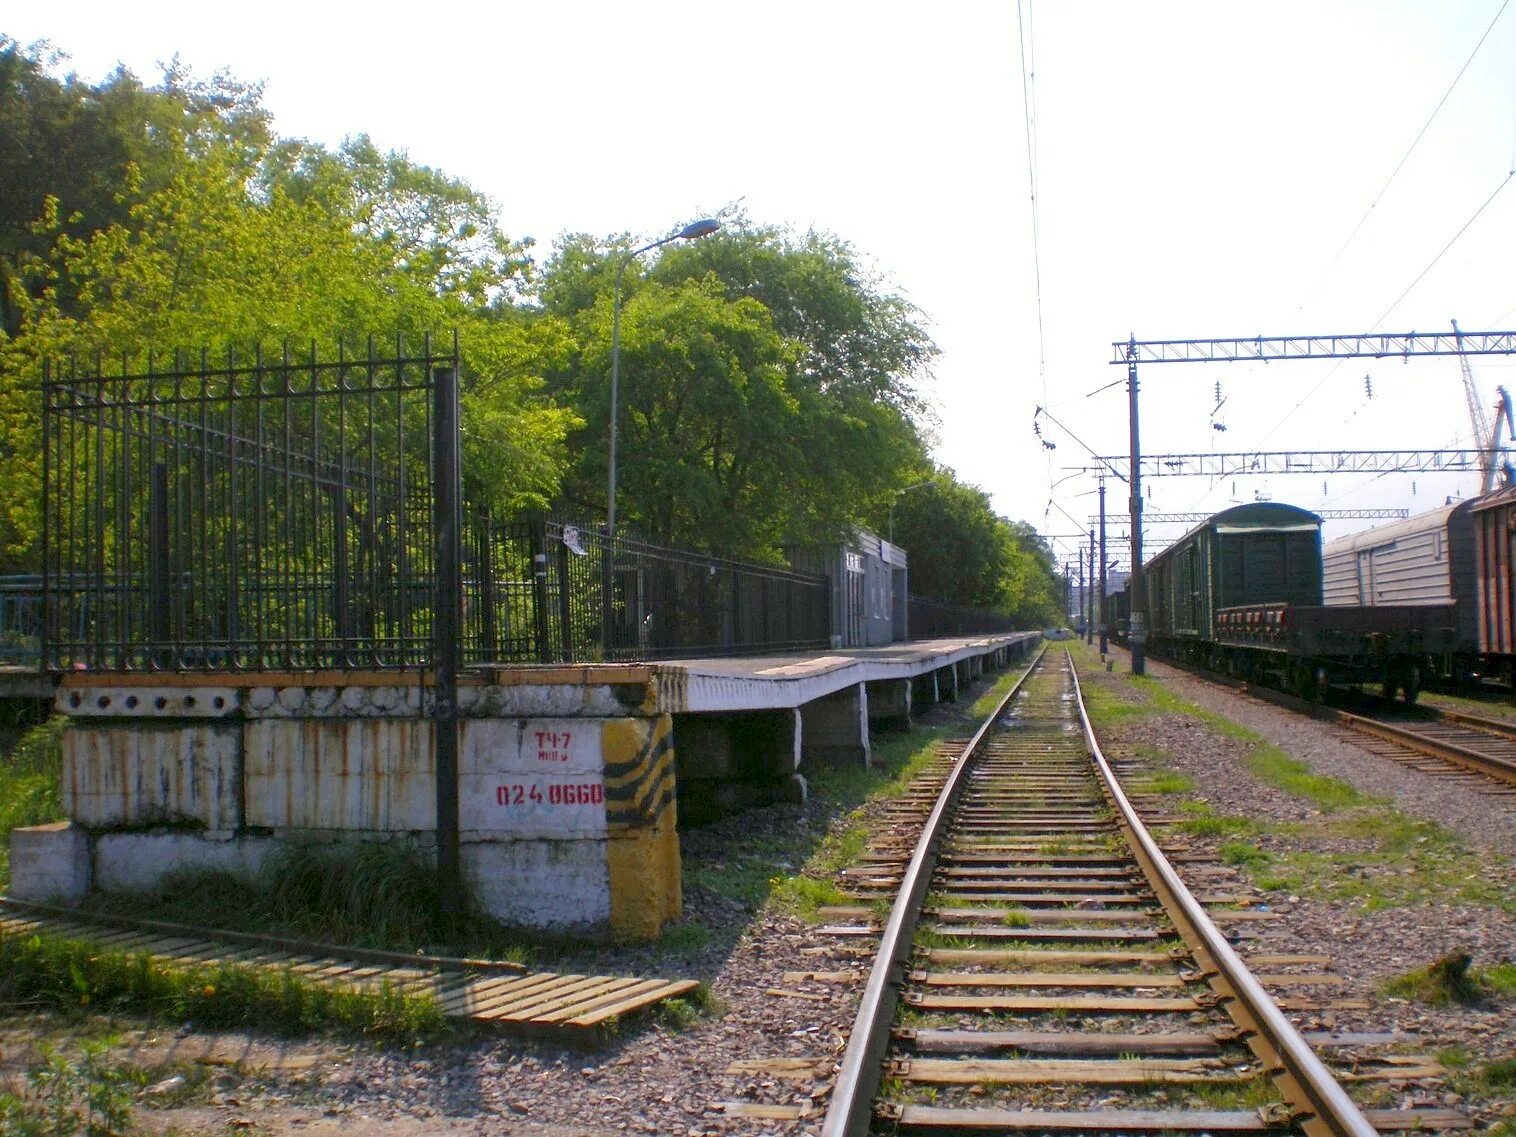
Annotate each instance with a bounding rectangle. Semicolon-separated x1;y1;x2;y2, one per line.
1298;0;1511;311
1015;0;1046;394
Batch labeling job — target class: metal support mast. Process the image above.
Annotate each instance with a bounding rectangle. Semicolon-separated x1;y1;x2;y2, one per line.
1126;337;1147;675
1098;479;1108;654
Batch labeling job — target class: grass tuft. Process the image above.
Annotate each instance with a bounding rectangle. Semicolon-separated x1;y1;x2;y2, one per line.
86;841;529;961
1383;951;1484;1006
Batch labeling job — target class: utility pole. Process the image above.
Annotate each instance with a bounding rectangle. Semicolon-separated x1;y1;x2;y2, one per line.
1098;477;1108;653
1086;532;1095;645
1077;547;1086;636
1063;561;1071;626
1125;336;1147;675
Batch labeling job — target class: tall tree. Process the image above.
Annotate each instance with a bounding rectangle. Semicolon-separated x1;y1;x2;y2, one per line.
0;101;574;567
534;220;937;553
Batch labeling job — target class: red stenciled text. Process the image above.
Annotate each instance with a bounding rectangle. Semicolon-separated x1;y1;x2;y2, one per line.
534;730;573;763
495;782;604;807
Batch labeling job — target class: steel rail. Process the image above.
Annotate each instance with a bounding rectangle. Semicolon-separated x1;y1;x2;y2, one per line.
1324;706;1516;787
1068;657;1377;1137
1111;645;1516;791
820;643;1048;1137
1426;703;1516;741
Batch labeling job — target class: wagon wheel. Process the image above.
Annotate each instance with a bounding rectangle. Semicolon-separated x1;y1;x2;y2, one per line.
1400;663;1421;705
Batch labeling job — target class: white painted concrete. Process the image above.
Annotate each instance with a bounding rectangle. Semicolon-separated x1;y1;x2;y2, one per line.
459;719;607;839
462;839;610;932
92;831;273;893
63;723;241;830
9;822;91;902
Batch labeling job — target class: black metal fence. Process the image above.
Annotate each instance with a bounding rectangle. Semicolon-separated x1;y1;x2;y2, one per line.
43;341;447;670
0;576;42;665
464;517;830;663
907;594;1021;639
41;341;832;671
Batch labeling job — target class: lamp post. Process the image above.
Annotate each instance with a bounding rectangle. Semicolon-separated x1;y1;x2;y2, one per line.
602;217;720;656
888;481;933;543
607;218;721;543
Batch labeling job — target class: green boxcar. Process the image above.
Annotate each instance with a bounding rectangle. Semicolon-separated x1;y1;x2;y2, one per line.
1145;503;1322;658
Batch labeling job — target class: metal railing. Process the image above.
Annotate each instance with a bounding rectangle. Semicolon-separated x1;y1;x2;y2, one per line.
43;341;447;671
466;517;830;663
40;342;832;671
906;594;1020;639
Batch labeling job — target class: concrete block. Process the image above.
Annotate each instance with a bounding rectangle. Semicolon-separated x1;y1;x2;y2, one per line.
802;682;869;766
673;716;738;779
63;722;242;830
866;678;912;731
459;719;608;840
9;822;91;903
58;685;240;719
462;839;610;933
244;718;434;832
93;831;272;893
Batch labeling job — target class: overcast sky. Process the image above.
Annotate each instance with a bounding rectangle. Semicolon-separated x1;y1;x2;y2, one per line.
11;1;1515;566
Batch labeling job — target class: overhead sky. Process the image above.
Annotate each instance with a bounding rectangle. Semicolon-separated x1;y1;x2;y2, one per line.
10;1;1516;567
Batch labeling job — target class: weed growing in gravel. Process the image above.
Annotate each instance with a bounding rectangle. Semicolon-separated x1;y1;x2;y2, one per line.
1174;809;1257;839
1218;841;1270;869
1480;963;1516;997
1383;951;1484;1005
1075;681;1152;728
0;1038;139;1136
652;984;718;1031
655;921;714;959
1188;1077;1284;1110
1243;744;1369;811
1139;771;1195;794
1000;909;1032;928
767;874;852;920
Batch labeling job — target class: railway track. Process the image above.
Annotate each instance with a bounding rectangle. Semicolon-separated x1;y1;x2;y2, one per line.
1133;649;1516;799
816;647;1462;1136
1323;702;1516;796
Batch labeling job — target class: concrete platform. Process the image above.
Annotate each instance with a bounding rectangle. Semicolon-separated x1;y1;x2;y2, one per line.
16;632;1041;942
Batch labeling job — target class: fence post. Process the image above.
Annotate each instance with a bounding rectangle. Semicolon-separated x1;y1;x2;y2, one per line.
529;514;552;664
332;480;351;665
431;362;463;918
149;462;171;668
478;513;498;663
40;362;50;670
556;534;574;663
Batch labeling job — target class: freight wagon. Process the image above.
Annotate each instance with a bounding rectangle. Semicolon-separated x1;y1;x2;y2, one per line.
1116;502;1458;702
1322;499;1478;685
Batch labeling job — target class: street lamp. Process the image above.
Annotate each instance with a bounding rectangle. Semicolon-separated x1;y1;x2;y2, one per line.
602;218;720;657
607;218;721;542
888;481;933;543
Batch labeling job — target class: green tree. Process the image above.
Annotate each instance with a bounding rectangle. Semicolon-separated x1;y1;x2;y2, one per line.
890;472;1064;625
535;219;936;553
0;98;574;567
0;38;270;337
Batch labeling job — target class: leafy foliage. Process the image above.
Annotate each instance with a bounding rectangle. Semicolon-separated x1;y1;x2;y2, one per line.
1;40;1065;615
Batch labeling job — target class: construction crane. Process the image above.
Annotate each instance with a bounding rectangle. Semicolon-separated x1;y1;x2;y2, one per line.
1452;319;1516;494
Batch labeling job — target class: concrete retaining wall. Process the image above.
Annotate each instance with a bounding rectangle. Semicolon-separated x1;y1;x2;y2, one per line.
16;633;1038;942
